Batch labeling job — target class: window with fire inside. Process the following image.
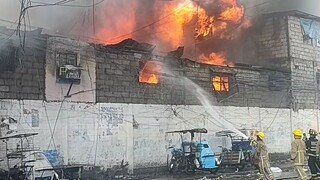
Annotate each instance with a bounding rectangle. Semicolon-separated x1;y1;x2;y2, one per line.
138;61;160;85
55;52;81;84
211;74;237;97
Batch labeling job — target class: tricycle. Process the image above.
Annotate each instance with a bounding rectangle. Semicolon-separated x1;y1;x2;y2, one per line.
166;128;219;174
215;129;257;171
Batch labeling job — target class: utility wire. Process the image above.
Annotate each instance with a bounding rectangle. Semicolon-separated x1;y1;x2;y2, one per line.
31;0;105;8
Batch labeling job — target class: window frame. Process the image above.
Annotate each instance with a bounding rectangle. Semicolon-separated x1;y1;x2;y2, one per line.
138;60;160;85
56;51;78;67
212;75;230;92
55;51;80;84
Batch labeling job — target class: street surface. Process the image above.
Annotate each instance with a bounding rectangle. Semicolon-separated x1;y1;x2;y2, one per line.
149;161;301;180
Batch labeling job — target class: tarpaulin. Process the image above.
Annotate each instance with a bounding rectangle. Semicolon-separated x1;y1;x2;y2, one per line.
301;18;320;39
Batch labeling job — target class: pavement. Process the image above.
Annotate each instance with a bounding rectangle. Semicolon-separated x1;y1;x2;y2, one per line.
149;161;302;180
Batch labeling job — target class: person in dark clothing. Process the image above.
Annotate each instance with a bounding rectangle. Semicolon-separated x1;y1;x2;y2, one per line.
306;128;319;179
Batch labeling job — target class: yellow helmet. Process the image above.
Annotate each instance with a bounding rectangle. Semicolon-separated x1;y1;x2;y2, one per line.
293;129;302;136
257;131;265;139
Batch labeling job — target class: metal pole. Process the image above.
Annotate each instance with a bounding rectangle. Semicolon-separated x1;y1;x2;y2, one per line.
5;140;9;179
93;0;95;35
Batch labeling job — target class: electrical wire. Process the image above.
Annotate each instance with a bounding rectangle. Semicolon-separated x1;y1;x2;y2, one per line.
31;0;105;8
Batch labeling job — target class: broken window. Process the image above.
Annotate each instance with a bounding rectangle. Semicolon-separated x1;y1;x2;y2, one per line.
212;75;229;92
139;61;160;84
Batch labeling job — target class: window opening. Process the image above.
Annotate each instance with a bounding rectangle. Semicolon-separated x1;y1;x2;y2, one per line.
212;75;229;92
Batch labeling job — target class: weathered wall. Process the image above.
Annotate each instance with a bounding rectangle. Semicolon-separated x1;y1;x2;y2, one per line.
45;37;96;102
244;0;320;18
95;44;290;108
0;28;46;100
0;99;317;170
217;67;291;108
95;45;189;105
238;15;290;71
287;15;320;110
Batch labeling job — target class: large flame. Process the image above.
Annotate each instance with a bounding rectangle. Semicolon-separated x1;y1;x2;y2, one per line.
155;1;195;50
199;53;234;67
219;6;244;24
139;61;160;84
195;8;214;39
96;0;250;67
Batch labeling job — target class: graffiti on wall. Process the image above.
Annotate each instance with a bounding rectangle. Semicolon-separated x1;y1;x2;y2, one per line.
72;129;90;141
99;106;124;136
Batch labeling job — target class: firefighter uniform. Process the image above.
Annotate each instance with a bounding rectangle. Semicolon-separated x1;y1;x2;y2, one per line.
306;129;319;179
254;132;274;180
316;139;320;178
291;129;308;180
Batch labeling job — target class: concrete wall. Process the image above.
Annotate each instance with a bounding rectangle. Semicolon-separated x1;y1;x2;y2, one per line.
0;28;46;100
219;67;291;108
238;15;290;71
95;46;189;105
95;43;290;108
287;15;320;110
0;99;317;170
45;37;96;102
244;0;320;18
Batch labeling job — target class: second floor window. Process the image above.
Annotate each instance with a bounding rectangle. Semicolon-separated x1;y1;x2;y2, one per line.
212;75;229;92
56;52;77;66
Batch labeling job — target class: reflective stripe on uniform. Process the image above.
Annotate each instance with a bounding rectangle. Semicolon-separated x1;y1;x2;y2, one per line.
295;150;305;165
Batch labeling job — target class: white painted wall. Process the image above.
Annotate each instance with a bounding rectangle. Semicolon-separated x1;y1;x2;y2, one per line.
0;100;317;170
45;37;96;103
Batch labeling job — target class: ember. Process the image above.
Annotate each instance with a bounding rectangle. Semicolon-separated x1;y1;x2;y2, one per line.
139;61;160;84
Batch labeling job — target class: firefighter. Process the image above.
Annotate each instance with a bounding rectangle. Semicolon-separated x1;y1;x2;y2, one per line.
291;129;308;180
254;131;274;180
316;135;320;178
306;129;319;179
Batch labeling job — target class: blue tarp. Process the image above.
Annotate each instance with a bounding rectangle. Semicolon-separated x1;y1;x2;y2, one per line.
43;149;61;166
301;18;320;39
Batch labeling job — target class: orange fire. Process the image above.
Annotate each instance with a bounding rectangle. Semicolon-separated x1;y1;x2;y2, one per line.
96;0;250;67
199;53;234;67
96;1;138;44
212;75;230;92
195;0;245;39
154;1;196;50
195;8;214;39
139;61;160;84
219;6;244;24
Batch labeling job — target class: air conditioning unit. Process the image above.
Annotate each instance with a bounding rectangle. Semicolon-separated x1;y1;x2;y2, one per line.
58;65;81;81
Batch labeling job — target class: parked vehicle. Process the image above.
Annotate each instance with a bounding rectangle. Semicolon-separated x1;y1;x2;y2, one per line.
166;128;219;174
0;132;59;180
215;129;256;171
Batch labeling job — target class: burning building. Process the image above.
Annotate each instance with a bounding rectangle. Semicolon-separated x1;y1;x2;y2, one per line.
0;0;320;175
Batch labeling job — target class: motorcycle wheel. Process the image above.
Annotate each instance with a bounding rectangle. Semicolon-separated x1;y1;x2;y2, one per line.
168;158;178;174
